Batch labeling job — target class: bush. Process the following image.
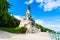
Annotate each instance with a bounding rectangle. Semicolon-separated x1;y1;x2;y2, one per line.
15;27;27;33
0;27;27;34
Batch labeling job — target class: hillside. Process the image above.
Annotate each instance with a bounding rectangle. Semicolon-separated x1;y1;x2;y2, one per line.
36;24;55;32
0;24;55;34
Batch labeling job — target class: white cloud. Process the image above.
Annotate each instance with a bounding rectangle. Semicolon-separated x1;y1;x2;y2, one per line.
25;0;60;11
36;0;60;11
44;0;60;11
35;19;43;25
13;15;23;20
35;19;60;32
25;0;34;5
36;0;43;3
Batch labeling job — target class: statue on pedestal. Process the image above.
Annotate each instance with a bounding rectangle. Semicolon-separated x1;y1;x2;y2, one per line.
19;5;40;33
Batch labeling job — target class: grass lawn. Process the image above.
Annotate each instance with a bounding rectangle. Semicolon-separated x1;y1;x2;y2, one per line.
0;27;27;34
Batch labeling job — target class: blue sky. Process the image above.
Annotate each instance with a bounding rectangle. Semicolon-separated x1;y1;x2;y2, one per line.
8;0;60;32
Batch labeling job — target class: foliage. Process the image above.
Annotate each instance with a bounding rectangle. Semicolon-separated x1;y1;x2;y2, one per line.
0;27;27;34
0;0;20;27
36;24;55;32
15;27;27;33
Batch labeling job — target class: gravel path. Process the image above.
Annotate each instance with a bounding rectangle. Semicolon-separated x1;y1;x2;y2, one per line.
0;30;51;40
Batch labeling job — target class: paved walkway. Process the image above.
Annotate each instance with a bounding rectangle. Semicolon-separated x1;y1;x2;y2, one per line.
0;30;51;40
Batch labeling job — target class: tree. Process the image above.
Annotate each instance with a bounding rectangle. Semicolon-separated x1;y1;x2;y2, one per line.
0;0;20;27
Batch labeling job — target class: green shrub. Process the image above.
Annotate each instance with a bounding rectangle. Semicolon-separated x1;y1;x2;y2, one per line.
15;27;27;33
0;27;27;34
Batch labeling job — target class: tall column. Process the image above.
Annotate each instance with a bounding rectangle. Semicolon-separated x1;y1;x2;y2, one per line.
26;5;31;18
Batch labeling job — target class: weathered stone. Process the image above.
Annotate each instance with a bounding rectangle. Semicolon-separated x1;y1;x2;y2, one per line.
19;5;40;33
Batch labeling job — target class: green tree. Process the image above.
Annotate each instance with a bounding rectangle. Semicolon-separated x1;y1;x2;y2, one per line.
0;0;20;27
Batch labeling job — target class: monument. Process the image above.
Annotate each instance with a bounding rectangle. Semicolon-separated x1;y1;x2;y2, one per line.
19;5;40;33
